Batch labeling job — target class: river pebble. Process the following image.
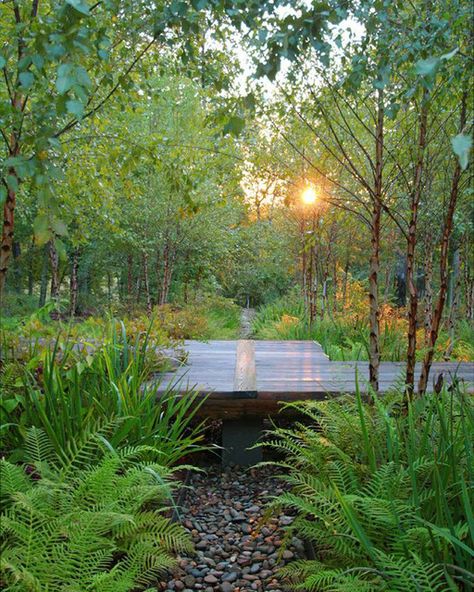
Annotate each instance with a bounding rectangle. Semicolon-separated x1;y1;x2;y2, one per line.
158;465;304;591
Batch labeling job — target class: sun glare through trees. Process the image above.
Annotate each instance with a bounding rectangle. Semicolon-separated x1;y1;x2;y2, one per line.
1;0;473;590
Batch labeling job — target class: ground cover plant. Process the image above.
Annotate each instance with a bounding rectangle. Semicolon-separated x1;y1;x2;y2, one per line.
0;428;192;592
1;317;206;461
260;386;474;591
0;319;206;590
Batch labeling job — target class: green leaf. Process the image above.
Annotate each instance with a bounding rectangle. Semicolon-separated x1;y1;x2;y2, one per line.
56;64;73;94
451;134;472;170
223;116;245;137
0;56;6;69
76;66;92;89
55;238;67;261
66;99;84;118
51;218;68;237
32;54;45;70
0;186;6;206
19;71;34;89
65;0;90;15
415;57;439;77
1;398;19;413
33;215;51;246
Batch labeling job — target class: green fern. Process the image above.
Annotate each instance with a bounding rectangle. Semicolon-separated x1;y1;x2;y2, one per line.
263;387;474;591
0;428;191;591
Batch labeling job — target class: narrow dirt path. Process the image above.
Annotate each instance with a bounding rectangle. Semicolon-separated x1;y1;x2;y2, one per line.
239;308;256;339
160;466;305;591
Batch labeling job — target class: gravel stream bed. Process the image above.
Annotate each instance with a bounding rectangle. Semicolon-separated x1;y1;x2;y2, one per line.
159;465;305;591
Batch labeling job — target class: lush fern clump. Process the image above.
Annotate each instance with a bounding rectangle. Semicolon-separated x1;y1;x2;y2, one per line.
262;387;474;591
0;428;192;591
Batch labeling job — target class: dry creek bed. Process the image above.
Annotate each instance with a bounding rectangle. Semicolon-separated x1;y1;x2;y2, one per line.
158;465;305;592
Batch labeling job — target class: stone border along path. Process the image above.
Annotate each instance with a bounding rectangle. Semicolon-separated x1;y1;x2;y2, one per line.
159;466;305;591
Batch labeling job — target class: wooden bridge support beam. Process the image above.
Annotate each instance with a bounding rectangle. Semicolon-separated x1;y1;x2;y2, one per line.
221;340;261;465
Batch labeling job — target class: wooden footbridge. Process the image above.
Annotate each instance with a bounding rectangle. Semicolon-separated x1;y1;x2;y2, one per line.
158;340;474;463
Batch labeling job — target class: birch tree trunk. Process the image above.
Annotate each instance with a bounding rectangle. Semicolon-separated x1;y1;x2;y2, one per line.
143;252;152;315
368;89;385;393
69;249;79;317
405;94;429;396
418;93;467;395
423;248;433;347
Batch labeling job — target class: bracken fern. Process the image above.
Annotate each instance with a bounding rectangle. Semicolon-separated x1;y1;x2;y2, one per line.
0;427;192;592
262;386;474;591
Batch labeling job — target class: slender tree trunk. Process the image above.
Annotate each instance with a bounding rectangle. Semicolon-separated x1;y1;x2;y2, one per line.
405;95;429;396
443;265;461;361
301;217;307;305
369;202;382;392
143;252;152;315
39;245;48;307
127;254;133;311
0;150;20;297
418;93;467;395
0;185;16;298
49;240;60;301
368;89;384;393
308;215;317;325
423;249;433;347
69;249;79;317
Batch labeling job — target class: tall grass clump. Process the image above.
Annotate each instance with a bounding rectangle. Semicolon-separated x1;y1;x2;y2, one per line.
261;386;474;591
253;291;471;362
1;320;206;465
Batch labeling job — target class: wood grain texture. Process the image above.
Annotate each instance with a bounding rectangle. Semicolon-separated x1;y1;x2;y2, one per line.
156;340;474;418
234;340;256;393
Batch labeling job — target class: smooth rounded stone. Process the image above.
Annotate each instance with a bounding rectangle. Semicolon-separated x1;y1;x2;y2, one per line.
282;550;294;560
222;571;239;582
202;557;216;567
242;573;258;581
172;465;306;591
183;575;196;587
